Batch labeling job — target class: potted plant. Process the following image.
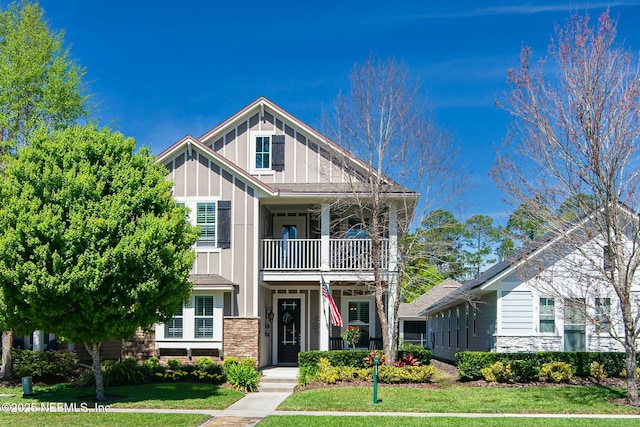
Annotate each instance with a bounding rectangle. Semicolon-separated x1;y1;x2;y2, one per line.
341;326;362;350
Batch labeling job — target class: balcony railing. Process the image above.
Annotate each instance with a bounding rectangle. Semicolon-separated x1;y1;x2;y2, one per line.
261;238;389;271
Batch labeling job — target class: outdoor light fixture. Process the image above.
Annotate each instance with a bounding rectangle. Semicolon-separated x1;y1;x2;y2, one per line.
265;307;275;336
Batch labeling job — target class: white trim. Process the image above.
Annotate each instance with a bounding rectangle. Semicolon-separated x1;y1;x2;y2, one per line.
250;131;275;175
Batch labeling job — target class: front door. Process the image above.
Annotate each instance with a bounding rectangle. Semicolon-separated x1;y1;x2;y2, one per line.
564;299;586;351
278;298;301;365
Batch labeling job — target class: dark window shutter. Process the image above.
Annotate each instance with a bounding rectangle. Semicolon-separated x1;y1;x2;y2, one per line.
217;201;231;249
272;134;285;171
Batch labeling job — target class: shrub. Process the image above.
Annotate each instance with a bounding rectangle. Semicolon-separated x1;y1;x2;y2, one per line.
298;365;320;385
12;349;79;382
456;352;498;381
222;356;240;370
241;357;257;370
481;361;514;383
540;362;573;383
364;350;387;367
316;357;340;384
77;358;145;387
619;368;640;379
167;359;182;371
394;353;421;367
590;361;606;381
378;365;437;384
397;345;432;366
195;357;215;370
510;359;539;383
226;363;261;392
299;350;369;368
143;357;164;373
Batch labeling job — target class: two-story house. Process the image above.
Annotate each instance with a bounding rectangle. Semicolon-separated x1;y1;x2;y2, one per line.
145;97;414;367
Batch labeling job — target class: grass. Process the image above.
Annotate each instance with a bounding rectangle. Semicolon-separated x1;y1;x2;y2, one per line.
0;412;208;427
279;385;640;414
260;416;640;427
0;382;243;409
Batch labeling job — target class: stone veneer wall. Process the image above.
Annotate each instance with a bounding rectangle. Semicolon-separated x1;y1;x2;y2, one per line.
494;335;562;353
122;328;156;361
223;317;260;361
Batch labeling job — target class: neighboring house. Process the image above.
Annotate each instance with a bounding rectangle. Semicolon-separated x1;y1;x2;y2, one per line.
398;279;461;349
140;97;414;367
421;216;640;363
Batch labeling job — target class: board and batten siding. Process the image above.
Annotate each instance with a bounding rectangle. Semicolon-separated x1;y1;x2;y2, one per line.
164;148;258;317
500;290;533;334
202;110;360;185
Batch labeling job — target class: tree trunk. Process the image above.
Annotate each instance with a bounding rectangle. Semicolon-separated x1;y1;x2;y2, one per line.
624;341;639;405
1;331;13;380
84;342;104;401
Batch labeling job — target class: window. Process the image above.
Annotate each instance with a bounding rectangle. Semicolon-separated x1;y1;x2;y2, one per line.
197;202;217;246
473;307;477;337
195;296;214;338
456;308;460;350
540;298;555;333
255;135;271;169
165;306;183;338
448;310;451;348
348;301;370;347
595;298;611;333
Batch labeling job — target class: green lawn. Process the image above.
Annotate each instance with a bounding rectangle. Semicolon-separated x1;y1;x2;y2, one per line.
0;412;208;427
0;382;243;409
260;416;640;427
279;385;640;414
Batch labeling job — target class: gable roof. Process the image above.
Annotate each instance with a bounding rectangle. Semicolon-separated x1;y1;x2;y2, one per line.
399;278;462;317
156;135;278;196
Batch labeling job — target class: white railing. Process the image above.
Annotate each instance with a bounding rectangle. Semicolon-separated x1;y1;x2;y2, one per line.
261;239;321;270
330;238;388;270
261;238;389;271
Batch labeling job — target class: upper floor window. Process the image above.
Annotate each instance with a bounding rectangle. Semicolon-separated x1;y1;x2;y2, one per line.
175;199;232;250
540;297;555;333
255;135;271;170
197;202;217;246
250;132;285;174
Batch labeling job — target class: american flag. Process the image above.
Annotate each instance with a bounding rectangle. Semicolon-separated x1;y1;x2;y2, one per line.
322;277;343;327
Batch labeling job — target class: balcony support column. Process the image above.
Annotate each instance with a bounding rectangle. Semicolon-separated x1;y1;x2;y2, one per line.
320;204;330;272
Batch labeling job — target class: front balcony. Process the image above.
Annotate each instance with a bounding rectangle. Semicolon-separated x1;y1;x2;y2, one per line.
261;238;389;272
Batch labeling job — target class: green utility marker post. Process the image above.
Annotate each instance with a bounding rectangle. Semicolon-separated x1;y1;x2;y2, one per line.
373;355;379;404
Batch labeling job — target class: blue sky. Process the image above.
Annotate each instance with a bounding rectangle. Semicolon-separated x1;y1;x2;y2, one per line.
36;0;640;223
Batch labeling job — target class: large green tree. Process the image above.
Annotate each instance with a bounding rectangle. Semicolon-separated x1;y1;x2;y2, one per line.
0;1;87;150
0;0;89;380
463;214;501;277
0;125;198;400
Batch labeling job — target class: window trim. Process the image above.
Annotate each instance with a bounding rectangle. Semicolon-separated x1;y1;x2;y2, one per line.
194;295;215;339
250;131;275;175
539;297;555;334
595;297;611;334
174;197;223;252
345;299;373;349
165;305;184;338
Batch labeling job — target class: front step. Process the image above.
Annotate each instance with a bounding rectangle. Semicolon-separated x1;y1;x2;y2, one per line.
258;367;298;393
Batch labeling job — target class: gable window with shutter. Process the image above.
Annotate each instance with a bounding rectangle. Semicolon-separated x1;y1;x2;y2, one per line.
250;131;285;173
176;199;232;250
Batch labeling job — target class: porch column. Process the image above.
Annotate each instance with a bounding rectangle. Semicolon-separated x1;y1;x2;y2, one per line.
387;204;398;342
32;330;45;352
320;204;331;351
320;204;330;272
319;278;330;351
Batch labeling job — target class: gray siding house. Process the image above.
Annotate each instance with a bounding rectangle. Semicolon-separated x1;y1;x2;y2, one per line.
422;218;640;363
